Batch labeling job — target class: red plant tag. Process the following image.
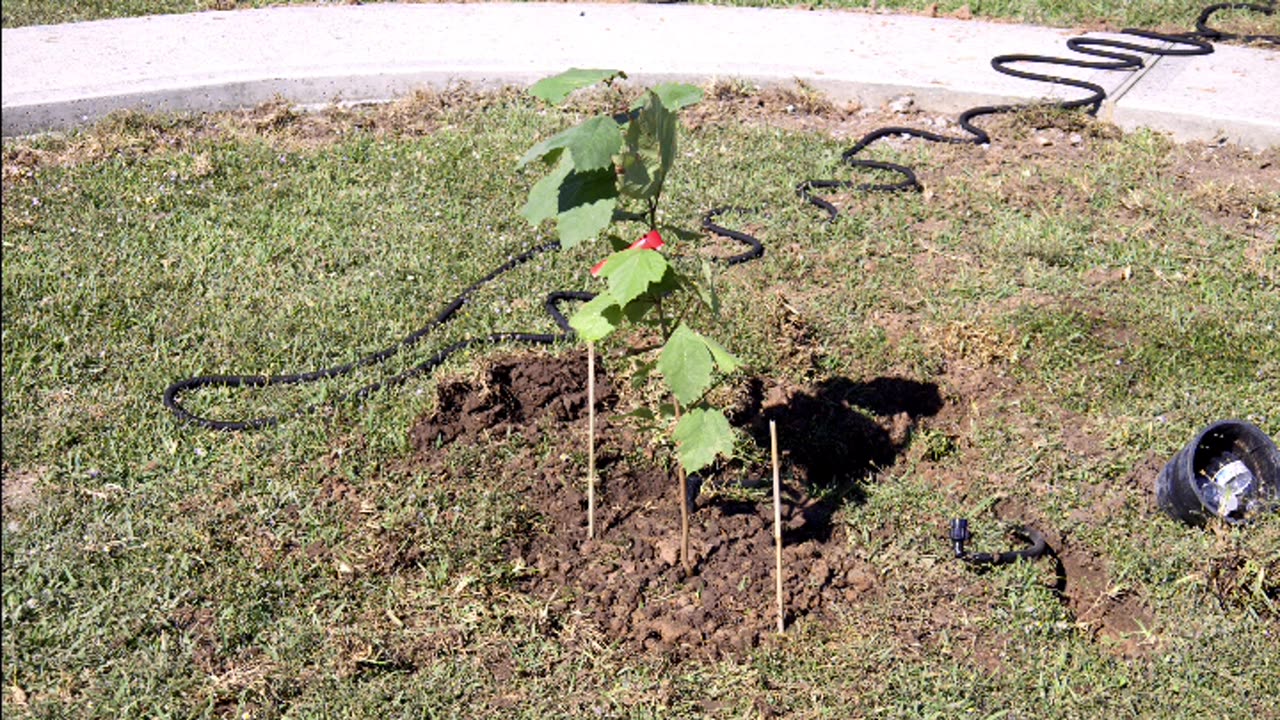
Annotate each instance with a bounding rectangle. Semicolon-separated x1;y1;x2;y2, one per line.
634;230;665;250
591;231;666;277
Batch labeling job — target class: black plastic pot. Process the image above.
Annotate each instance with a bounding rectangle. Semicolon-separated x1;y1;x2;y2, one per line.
1156;420;1280;525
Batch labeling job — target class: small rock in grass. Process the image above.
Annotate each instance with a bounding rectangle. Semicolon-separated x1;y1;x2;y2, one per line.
888;95;915;114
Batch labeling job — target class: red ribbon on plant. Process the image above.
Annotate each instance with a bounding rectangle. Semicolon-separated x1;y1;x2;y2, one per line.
590;230;665;277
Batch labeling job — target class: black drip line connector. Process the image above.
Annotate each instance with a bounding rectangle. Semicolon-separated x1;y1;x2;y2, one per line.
949;518;1050;567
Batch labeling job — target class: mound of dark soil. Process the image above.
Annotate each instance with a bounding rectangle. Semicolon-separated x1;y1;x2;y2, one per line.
407;349;611;449
407;351;940;658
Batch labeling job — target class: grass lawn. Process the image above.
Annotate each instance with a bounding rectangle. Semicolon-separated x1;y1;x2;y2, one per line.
4;76;1279;717
5;0;1280;702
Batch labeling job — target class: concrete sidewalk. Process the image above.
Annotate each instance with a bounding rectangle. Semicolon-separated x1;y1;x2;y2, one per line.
2;3;1277;147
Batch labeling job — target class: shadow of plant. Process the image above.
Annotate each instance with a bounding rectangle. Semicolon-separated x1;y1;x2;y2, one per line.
719;375;944;542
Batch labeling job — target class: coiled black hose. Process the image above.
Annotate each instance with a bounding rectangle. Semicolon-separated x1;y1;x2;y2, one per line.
798;3;1276;218
1196;0;1280;41
163;2;1275;431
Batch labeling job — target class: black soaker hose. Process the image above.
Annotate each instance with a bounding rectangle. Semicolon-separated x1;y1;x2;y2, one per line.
162;215;761;431
798;2;1276;218
164;241;579;430
163;3;1276;431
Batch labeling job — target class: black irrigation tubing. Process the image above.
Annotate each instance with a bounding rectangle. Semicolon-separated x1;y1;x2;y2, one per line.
948;518;1050;567
162;241;588;430
162;219;760;431
163;2;1276;431
797;2;1277;219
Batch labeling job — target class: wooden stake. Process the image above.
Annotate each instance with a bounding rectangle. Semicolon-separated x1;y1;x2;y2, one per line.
587;342;597;540
674;399;691;574
678;462;691;574
771;420;784;634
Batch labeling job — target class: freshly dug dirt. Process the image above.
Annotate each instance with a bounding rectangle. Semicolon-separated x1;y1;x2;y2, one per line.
407;349;607;449
403;348;1181;661
407;350;942;659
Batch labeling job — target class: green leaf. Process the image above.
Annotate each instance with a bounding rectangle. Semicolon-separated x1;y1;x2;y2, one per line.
517;126;572;168
568;293;621;342
598;248;669;305
557;195;617;248
558;163;617;205
621;267;681;324
630;84;703;113
658;324;715;405
627;407;656;421
629;357;657;389
673;407;735;474
529;68;625;105
621;296;657;324
701;334;741;374
521;154;618;247
619;91;677;202
519;146;565;170
650;83;704;111
694;260;722;315
518;115;622;171
521;154;573;225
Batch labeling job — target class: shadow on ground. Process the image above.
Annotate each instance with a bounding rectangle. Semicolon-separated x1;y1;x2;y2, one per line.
401;353;945;657
725;374;944;542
